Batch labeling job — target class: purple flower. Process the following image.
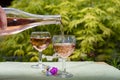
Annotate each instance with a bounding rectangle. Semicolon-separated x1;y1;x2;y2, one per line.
49;67;58;75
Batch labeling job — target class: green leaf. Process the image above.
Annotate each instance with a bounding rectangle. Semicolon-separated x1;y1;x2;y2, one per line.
14;49;24;56
30;56;39;62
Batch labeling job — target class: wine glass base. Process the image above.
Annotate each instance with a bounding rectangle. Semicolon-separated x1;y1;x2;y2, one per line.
31;64;44;70
57;72;73;78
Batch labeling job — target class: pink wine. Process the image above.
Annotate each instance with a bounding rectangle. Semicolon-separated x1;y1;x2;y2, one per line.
0;17;60;35
30;37;51;52
53;43;75;58
7;17;37;26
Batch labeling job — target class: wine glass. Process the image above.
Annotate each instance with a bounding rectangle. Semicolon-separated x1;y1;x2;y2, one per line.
52;35;76;78
30;32;51;69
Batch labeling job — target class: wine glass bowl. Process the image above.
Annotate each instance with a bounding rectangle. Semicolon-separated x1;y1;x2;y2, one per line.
52;35;76;78
30;32;51;69
53;43;75;59
31;32;51;52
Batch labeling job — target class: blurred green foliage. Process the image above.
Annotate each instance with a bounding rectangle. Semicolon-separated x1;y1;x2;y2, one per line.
0;0;120;69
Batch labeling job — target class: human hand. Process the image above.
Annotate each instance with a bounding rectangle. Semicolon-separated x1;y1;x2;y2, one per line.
0;6;7;30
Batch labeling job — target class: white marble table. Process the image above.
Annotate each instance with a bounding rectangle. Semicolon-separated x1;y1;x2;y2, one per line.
0;62;120;80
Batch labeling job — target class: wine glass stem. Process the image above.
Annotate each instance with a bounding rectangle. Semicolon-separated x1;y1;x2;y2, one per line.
62;58;66;73
38;51;42;65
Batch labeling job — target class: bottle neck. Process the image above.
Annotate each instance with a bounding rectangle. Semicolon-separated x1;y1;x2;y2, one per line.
36;15;61;24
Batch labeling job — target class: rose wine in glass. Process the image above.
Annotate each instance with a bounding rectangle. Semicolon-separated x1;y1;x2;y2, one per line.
52;35;76;78
30;32;51;69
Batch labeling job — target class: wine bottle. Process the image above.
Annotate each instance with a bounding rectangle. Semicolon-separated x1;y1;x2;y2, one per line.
0;8;61;36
